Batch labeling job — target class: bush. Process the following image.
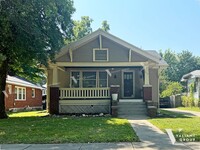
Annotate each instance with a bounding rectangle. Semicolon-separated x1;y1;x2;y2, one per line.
182;96;193;107
161;82;183;98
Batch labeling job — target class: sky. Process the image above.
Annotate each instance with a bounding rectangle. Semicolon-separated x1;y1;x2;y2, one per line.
73;0;200;56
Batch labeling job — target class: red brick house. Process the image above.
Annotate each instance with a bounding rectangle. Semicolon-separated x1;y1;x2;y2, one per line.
5;75;43;111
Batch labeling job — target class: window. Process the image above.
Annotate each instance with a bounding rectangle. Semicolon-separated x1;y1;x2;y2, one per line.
99;72;108;87
7;85;12;94
71;71;108;88
32;89;35;98
83;72;96;88
71;72;80;88
93;49;108;61
15;86;26;100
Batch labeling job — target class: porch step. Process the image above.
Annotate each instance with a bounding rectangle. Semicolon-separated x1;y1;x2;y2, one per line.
117;101;147;116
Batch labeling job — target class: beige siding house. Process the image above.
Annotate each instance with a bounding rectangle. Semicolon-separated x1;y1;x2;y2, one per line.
47;29;167;114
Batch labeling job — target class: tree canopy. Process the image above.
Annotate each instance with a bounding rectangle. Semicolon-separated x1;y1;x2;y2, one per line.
72;16;93;41
160;49;200;82
101;20;110;32
160;49;200;95
0;0;75;118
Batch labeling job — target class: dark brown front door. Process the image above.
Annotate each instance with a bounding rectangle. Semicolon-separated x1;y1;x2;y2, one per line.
123;72;133;98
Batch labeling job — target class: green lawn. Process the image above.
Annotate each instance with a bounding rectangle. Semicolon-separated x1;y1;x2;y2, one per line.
0;111;138;144
177;107;200;112
149;110;200;142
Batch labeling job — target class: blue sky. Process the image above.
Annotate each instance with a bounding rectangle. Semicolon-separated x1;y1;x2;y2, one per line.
73;0;200;56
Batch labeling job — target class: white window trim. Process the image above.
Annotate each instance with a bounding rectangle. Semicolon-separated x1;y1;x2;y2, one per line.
32;89;35;98
7;85;12;94
70;70;108;88
15;86;26;101
93;48;109;61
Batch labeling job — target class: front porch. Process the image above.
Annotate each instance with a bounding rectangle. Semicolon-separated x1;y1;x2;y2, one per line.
48;63;156;115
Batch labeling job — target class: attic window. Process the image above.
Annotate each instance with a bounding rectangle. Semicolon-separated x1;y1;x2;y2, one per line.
93;48;108;61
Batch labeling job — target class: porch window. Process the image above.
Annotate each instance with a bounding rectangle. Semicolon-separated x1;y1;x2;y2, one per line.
71;72;80;88
93;49;108;61
83;72;96;88
70;71;108;88
99;72;108;87
15;86;26;100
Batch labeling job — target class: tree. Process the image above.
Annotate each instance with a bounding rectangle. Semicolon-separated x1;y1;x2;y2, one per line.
160;49;200;82
0;0;75;118
72;16;93;40
101;20;110;32
160;49;179;81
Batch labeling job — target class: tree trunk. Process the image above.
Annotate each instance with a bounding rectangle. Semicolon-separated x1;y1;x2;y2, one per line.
0;59;8;119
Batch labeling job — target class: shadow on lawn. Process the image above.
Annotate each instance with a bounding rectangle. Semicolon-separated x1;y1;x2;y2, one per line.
156;110;192;119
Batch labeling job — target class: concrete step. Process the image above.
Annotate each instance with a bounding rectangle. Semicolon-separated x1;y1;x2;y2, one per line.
117;101;147;116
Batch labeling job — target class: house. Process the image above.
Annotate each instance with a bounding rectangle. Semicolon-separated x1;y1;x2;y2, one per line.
47;29;167;115
181;70;200;99
5;75;43;111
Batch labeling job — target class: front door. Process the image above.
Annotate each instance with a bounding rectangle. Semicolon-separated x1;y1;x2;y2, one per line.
123;72;134;98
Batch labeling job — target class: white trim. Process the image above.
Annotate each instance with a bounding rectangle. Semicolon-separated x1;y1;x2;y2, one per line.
121;70;135;98
7;84;12;94
93;48;109;61
69;49;73;62
70;70;108;88
129;49;132;62
99;35;102;49
32;89;35;98
56;62;145;67
15;86;26;101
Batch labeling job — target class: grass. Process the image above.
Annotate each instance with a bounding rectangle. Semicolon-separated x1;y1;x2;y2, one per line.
0;111;138;144
8;110;49;117
177;107;200;112
149;110;200;142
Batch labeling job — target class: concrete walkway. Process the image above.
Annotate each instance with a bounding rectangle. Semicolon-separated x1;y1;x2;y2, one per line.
124;115;190;150
163;108;200;117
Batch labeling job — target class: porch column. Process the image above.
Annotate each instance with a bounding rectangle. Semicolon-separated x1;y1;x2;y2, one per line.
52;66;58;85
144;65;150;85
49;86;59;115
143;65;152;102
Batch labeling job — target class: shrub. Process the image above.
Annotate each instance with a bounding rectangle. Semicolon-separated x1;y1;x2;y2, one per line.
181;95;194;107
161;82;183;98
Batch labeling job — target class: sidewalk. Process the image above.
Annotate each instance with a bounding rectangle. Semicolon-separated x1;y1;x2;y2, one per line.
163;108;200;117
126;115;190;150
1;142;199;150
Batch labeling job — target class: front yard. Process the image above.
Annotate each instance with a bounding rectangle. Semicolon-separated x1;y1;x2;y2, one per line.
177;107;200;112
149;110;200;142
0;111;138;144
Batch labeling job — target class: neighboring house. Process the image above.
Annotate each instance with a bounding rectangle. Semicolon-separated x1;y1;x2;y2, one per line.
181;70;200;99
5;75;43;111
47;29;167;114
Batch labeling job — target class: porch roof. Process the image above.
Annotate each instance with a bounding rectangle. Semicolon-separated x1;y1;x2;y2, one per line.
181;70;200;82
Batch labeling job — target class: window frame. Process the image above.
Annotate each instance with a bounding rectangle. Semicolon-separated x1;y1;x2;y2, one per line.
32;89;35;98
7;85;12;94
15;86;26;101
93;48;109;61
70;70;108;88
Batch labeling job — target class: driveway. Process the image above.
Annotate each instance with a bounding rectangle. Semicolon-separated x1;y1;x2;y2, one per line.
162;108;200;117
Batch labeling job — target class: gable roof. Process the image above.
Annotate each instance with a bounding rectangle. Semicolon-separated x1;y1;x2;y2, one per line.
181;70;200;82
6;75;43;89
56;29;166;65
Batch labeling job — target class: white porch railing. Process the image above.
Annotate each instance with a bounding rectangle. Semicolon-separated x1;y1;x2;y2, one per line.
59;88;110;99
